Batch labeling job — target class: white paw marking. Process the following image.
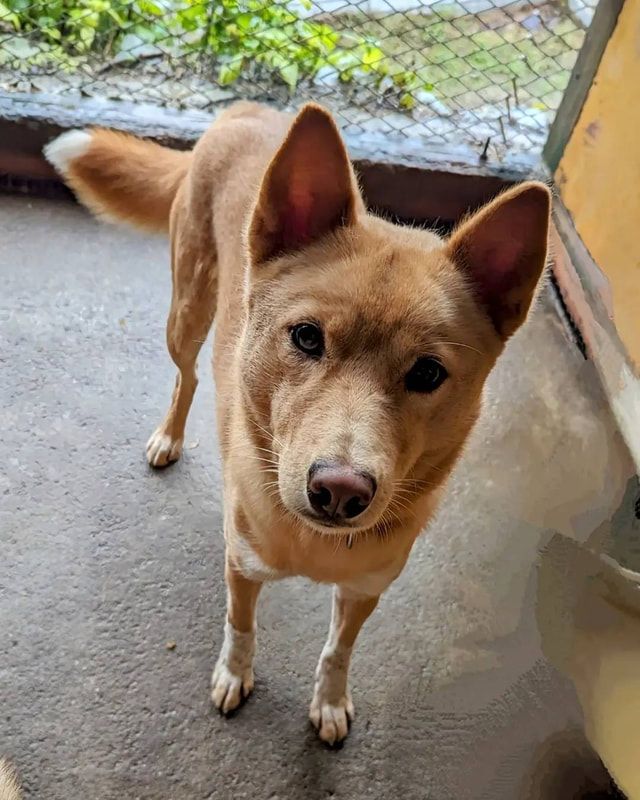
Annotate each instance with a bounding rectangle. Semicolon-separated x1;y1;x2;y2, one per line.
310;689;354;745
44;129;92;175
211;622;256;715
309;645;353;745
146;429;183;467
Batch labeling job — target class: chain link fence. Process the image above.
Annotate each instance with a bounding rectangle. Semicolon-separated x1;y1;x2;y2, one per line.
1;0;599;155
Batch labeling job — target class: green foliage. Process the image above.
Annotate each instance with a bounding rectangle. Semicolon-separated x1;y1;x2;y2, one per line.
0;0;420;96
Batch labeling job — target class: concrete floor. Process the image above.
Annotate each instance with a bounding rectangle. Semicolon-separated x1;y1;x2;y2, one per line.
0;196;635;800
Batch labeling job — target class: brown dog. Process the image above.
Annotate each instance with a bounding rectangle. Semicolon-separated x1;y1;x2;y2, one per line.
45;102;550;744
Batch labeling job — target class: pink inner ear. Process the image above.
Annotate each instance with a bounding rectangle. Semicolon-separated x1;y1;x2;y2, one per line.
282;187;313;248
479;240;522;297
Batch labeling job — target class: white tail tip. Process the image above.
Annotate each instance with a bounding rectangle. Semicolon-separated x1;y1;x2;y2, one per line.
44;129;92;175
0;759;22;800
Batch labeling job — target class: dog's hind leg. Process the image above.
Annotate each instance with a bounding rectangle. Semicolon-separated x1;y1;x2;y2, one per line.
146;199;218;467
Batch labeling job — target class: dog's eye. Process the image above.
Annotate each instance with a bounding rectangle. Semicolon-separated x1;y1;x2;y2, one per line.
291;323;324;357
405;357;448;393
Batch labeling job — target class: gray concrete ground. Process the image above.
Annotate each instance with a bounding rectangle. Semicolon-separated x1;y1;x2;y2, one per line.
0;195;635;799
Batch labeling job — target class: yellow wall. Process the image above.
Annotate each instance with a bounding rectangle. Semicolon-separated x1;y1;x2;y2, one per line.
556;0;640;368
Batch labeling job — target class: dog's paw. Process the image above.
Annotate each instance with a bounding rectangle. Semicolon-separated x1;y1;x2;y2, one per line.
309;644;354;745
309;687;354;745
146;428;183;468
211;622;256;715
211;660;254;715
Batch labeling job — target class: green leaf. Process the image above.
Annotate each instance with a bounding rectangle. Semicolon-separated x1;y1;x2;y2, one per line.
42;26;61;40
217;57;243;84
399;92;416;110
235;12;254;30
137;0;163;15
78;25;96;49
361;45;383;67
279;62;298;89
87;0;110;12
241;36;259;52
0;2;20;29
106;8;124;26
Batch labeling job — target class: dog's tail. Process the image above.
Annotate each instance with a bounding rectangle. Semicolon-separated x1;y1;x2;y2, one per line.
44;129;191;233
0;760;22;800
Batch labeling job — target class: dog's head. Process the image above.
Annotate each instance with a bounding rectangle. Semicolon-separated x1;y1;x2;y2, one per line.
240;104;550;536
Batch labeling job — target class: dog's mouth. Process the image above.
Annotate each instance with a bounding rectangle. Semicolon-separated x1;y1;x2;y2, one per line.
289;496;389;536
295;507;365;534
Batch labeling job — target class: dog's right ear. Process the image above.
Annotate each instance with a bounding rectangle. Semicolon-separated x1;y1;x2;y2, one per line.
247;104;359;266
446;181;551;340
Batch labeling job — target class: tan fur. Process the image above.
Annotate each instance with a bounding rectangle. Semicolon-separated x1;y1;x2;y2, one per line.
46;101;550;744
0;760;22;800
57;128;191;231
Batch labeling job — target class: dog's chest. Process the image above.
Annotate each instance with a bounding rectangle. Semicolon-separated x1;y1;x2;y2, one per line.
233;534;287;582
229;513;412;594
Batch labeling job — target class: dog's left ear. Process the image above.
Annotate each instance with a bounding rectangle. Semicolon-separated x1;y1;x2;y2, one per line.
446;182;551;339
248;104;359;266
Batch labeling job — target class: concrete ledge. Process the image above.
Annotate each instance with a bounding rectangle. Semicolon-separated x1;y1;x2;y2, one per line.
0;90;545;222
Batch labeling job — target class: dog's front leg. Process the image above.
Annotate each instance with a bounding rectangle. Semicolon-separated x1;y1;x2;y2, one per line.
211;555;262;715
310;587;379;745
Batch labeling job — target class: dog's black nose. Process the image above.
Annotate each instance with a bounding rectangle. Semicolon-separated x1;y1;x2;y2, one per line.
307;461;376;521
